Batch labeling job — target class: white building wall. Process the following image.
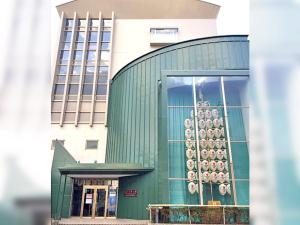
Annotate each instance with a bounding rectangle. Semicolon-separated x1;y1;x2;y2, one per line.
111;19;217;76
51;124;107;163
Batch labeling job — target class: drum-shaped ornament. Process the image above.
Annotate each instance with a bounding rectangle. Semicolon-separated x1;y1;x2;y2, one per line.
202;171;210;183
188;171;196;181
219;118;224;127
209;149;216;160
212;109;219;119
201;149;209;160
208;139;215;148
224;162;229;171
206;119;213;129
220;127;225;137
210;172;218;183
226;184;231;195
186;149;194;159
218;172;225;183
184;119;192;129
207;129;214;139
213;118;221;128
198;110;205;120
199;119;206;129
186;159;195;170
185;128;193;139
221;138;226;148
199;129;206;139
196;101;202;109
215;139;222;149
205;110;212;119
200;139;207;149
210;160;217;171
217;161;225;171
201;160;209;171
214;128;221;138
185;139;195;148
216;149;224;160
225;173;230;183
188;182;196;194
219;184;227;195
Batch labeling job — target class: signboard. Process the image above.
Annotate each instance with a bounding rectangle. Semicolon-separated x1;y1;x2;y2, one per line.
124;189;137;197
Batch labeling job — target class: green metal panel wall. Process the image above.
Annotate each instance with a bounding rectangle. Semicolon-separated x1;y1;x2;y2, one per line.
106;35;249;219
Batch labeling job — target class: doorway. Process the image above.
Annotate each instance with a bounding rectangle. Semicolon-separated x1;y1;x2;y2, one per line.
80;185;108;218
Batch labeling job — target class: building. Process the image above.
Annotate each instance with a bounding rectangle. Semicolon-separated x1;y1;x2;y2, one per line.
51;0;249;223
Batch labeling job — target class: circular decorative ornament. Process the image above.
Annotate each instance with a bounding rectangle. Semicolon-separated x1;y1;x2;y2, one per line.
201;149;209;159
226;184;231;195
225;173;230;183
213;118;221;128
210;160;217;171
207;129;214;139
224;162;229;172
208;139;215;148
199;129;206;139
219;118;224;127
185;139;194;148
206;119;213;129
185;128;193;139
220;127;225;137
196;101;202;109
200;139;207;149
205;110;212;119
184;119;192;129
201;160;209;171
209;149;216;160
212;109;219;119
186;159;195;170
203;101;210;109
216;149;224;160
210;172;218;183
188;182;196;194
222;139;226;148
198;110;205;120
217;161;225;171
202;171;210;183
188;171;196;181
223;150;227;159
215;139;222;149
199;119;206;129
214;128;221;138
219;184;227;195
218;172;225;183
186;149;194;159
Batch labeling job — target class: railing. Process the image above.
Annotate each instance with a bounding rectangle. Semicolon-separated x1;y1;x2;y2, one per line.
148;204;249;224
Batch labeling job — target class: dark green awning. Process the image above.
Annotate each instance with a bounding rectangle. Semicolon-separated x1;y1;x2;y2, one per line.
58;163;154;176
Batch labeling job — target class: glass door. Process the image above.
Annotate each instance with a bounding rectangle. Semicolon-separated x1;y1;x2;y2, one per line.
80;185;108;218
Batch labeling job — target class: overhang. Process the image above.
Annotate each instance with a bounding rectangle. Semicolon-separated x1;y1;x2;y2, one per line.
59;163;154;177
57;0;220;19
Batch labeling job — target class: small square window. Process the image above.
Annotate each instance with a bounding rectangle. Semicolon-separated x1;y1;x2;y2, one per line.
76;32;85;42
75;42;84;50
86;140;98;149
90;19;99;27
102;31;111;42
58;65;67;74
101;42;110;50
88;31;98;42
54;84;65;95
86;66;95;75
87;51;96;61
65;19;73;27
84;75;94;83
88;43;97;50
74;50;83;61
96;84;107;95
64;31;72;42
62;42;71;50
56;75;66;83
51;139;65;150
78;19;86;27
83;84;93;95
60;50;69;60
68;84;79;95
102;19;112;27
71;66;81;75
98;76;108;83
99;66;109;75
100;51;109;61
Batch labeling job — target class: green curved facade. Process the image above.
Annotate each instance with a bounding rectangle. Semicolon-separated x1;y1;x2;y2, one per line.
106;35;249;219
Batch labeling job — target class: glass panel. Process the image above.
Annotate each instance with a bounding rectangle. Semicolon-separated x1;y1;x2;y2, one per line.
71;181;83;216
71;66;81;75
86;66;95;75
70;75;80;83
87;51;96;61
75;42;84;50
78;19;86;27
68;84;79;95
107;187;117;217
58;65;67;74
96;84;107;95
79;112;90;122
76;31;85;42
60;50;69;60
231;142;249;179
86;140;98;149
102;31;111;42
56;75;66;83
54;84;64;95
102;19;112;27
223;77;248;106
88;42;97;50
65;19;73;27
101;42;110;50
98;76;108;83
99;66;108;75
83;84;93;95
83;189;94;217
64;31;72;42
227;108;248;141
100;51;109;61
94;112;105;122
84;75;94;83
95;189;106;217
169;180;199;204
88;31;98;42
74;50;83;61
90;19;99;26
62;42;71;50
195;77;222;106
51;112;61;122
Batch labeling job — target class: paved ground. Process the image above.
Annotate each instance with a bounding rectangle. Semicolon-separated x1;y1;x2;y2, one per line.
58;217;149;224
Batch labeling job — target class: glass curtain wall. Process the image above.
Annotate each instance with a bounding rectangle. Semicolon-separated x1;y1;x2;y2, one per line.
167;76;248;206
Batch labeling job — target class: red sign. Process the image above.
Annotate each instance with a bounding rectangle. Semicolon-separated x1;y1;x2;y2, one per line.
124;189;137;197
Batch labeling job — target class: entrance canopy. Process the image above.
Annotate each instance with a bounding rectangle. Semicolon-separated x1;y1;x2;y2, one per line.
59;163;154;177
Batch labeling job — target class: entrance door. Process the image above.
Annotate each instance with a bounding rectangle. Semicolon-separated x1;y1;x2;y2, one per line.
80;185;108;218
